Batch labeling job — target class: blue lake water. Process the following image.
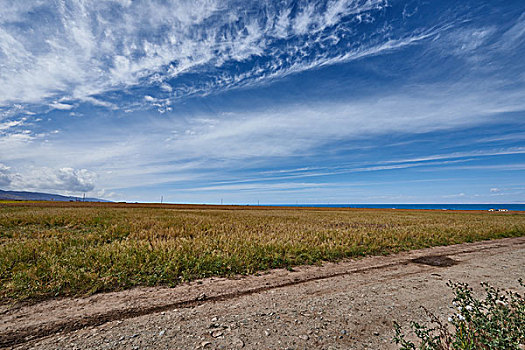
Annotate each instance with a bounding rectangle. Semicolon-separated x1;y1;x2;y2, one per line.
270;204;525;211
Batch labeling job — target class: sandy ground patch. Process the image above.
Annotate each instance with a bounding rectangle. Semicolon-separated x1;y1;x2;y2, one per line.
2;236;524;349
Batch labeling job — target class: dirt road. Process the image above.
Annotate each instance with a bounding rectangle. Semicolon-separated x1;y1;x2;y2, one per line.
2;236;524;350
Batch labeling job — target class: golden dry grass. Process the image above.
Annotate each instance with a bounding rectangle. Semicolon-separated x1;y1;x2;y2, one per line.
1;202;524;303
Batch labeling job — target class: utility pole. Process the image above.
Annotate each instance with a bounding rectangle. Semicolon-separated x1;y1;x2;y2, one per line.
257;200;259;206
160;196;163;204
221;198;223;205
83;193;85;202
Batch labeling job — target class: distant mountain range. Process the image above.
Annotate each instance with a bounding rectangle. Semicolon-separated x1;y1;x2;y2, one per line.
0;189;110;202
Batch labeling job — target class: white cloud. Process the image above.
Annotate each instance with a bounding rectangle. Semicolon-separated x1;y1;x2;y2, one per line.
438;26;496;56
499;12;525;50
0;132;34;150
293;3;317;35
383;148;525;165
0;0;444;109
8;167;97;193
436;163;525;171
157;83;525;160
490;188;500;193
185;182;328;192
49;102;75;110
442;192;466;198
80;96;116;109
0;118;25;131
160;83;173;92
0;163;12;187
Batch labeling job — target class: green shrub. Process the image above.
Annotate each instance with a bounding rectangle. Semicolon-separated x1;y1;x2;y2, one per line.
393;280;525;349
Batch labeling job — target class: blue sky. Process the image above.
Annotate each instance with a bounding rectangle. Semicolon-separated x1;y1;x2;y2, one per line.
0;0;524;204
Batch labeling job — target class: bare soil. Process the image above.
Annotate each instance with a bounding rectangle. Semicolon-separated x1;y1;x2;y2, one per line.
2;236;524;350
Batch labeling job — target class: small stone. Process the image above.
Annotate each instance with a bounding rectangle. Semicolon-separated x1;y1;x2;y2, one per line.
299;335;309;340
197;293;207;301
373;331;380;336
201;341;212;348
264;330;270;336
231;337;245;348
211;330;223;338
158;330;166;336
341;330;347;335
211;316;218;322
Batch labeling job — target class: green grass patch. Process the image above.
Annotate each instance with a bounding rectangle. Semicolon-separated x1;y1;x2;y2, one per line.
1;205;524;303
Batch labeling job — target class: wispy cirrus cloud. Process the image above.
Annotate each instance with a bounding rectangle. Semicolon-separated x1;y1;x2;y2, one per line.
201;149;523;186
2;77;524;197
1;0;457;110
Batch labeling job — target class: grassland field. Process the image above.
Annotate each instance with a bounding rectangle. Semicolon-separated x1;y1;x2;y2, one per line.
1;201;524;304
